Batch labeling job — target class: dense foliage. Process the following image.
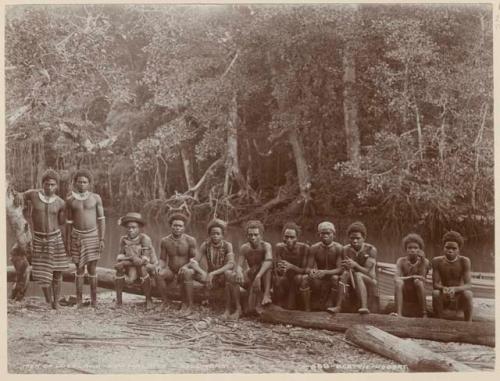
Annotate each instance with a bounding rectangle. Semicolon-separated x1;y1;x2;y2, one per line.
5;4;493;241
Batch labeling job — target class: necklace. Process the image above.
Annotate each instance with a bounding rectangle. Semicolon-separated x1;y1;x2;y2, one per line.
38;191;57;204
72;191;90;201
445;256;459;263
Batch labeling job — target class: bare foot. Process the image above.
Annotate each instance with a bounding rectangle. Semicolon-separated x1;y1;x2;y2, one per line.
358;307;370;315
389;312;398;317
327;306;341;314
255;303;264;315
179;305;193;317
158;303;168;312
222;310;231;320
145;298;154;311
229;309;241;320
261;294;272;306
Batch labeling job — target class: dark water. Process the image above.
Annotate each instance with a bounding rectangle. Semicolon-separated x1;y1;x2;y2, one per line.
7;217;494;272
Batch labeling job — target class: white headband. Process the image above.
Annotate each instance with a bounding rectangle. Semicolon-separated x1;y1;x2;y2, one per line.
318;221;335;233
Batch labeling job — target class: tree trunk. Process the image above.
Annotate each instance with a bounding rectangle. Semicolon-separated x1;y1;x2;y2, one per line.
260;305;494;347
345;325;474;372
6;185;32;250
179;145;195;190
471;103;488;210
342;35;360;168
287;126;312;203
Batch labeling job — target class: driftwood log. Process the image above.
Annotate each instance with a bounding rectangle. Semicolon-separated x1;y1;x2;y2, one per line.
345;324;474;372
260;304;494;347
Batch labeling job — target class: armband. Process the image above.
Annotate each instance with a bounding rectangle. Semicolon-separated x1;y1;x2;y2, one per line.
97;216;106;220
66;220;74;224
264;258;273;262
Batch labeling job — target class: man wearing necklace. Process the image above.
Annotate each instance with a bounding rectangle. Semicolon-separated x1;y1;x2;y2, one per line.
188;219;236;319
155;212;199;315
330;221;378;314
273;222;311;311
233;220;273;318
391;233;430;318
307;221;344;311
432;231;473;321
65;169;106;308
114;212;157;310
14;169;69;309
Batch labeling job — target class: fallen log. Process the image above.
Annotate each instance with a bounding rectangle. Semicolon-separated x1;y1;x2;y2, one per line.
378;295;494;322
7;265;235;303
345;324;474;372
260;305;494;347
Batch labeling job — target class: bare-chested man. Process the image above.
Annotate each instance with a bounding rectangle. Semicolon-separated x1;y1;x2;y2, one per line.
188;219;236;318
155;213;199;315
432;231;473;321
65;169;105;308
307;222;344;311
14;169;69;308
233;220;273;318
273;222;310;311
330;221;377;314
114;212;157;310
392;233;430;317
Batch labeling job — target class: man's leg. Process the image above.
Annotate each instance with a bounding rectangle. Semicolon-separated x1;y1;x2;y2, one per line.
432;289;443;318
229;270;248;320
295;274;311;312
155;268;174;311
393;278;404;316
139;266;153;311
325;275;339;309
355;272;372;314
52;271;62;310
328;272;349;314
222;271;233;319
75;266;85;308
261;269;272;306
114;263;126;306
458;290;474;322
87;261;98;308
179;268;195;315
413;279;427;317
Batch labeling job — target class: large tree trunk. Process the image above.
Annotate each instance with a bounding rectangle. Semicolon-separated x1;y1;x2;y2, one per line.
179;144;195;190
260;305;494;347
342;34;360;168
345;325;474;372
287;126;312;204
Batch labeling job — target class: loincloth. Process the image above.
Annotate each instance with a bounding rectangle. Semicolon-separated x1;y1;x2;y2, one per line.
32;230;69;286
71;228;100;268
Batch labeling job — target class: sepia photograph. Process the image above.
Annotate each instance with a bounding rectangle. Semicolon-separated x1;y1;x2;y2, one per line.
3;1;496;374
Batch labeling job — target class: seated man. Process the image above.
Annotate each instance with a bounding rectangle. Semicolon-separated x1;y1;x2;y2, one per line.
330;221;377;314
432;230;473;321
308;222;344;311
188;219;236;319
273;222;310;311
155;213;199;315
391;233;430;317
114;212;157;310
232;220;273;319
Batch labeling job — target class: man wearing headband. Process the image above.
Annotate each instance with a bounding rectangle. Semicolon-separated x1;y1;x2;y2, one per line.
14;169;69;308
308;221;344;311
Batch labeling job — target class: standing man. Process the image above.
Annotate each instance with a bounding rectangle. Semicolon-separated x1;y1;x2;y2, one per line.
273;222;311;310
392;233;430;317
66;169;105;308
14;169;69;309
308;221;344;311
432;231;473;321
232;220;273;319
155;213;199;315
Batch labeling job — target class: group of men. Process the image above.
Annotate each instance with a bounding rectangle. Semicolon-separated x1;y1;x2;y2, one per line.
10;168;474;322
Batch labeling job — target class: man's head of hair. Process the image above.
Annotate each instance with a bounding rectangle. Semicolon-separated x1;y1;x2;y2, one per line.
168;212;189;226
207;218;227;234
282;222;301;237
41;169;59;184
347;221;367;238
73;169;93;184
402;233;424;250
245;220;264;235
442;230;464;249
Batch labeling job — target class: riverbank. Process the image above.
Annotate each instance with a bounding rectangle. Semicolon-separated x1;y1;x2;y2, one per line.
7;293;494;373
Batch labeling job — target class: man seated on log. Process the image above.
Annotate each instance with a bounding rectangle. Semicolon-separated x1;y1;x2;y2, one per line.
155;212;199;315
329;221;378;315
114;212;157;310
273;222;311;311
14;169;70;309
307;221;344;311
66;169;106;308
432;231;473;321
391;233;430;318
232;220;273;318
187;218;236;319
